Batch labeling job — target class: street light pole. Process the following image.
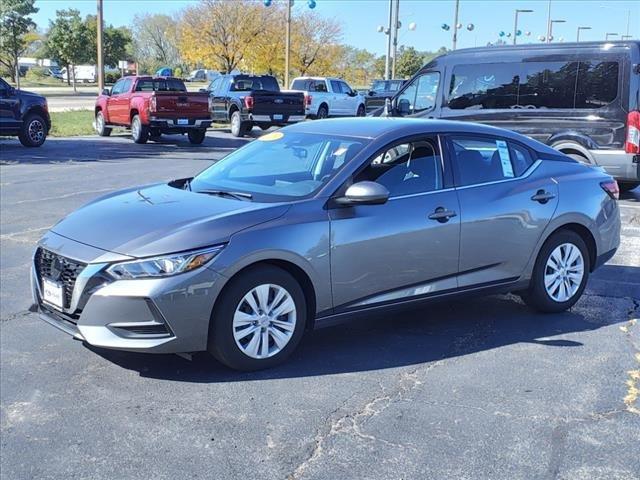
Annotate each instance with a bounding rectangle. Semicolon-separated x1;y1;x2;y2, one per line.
391;0;400;79
605;32;618;41
513;9;533;45
549;19;565;42
545;0;552;43
383;0;393;80
576;26;591;42
97;0;104;91
284;0;292;87
452;0;460;50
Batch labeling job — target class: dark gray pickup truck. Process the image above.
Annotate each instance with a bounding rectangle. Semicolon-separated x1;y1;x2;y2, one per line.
205;74;305;137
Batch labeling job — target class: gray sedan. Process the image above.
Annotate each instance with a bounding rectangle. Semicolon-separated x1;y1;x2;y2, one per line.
32;118;621;370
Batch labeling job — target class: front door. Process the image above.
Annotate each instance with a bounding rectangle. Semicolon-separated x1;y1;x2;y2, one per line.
0;78;20;132
445;134;559;287
329;135;460;311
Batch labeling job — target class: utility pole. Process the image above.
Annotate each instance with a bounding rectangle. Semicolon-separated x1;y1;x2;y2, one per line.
391;0;400;79
97;0;104;91
545;0;551;43
284;0;292;87
384;0;393;80
452;0;460;50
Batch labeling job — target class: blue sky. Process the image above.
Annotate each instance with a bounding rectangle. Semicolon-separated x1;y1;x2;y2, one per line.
33;0;639;54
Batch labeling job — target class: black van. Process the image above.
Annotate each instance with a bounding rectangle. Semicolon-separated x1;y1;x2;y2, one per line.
379;41;640;191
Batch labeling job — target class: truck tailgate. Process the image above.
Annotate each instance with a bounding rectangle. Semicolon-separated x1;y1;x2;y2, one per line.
252;91;305;116
153;92;210;118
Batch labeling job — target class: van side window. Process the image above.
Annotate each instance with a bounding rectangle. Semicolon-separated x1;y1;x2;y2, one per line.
450;136;532;186
396;72;440;115
575;61;619;108
519;62;579;109
448;64;518;109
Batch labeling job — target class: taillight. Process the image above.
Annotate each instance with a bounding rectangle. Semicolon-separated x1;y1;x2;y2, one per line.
626;111;640;154
149;96;157;113
600;180;620;200
244;96;254;110
304;93;312;107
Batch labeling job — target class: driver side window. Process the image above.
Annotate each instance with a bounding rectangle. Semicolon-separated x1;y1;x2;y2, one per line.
396;72;440;116
111;79;124;95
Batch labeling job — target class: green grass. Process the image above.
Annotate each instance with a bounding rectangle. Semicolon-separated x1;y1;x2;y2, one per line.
49;110;96;137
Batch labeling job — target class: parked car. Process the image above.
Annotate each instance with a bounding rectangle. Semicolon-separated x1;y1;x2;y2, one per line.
94;75;212;144
290;76;366;119
187;69;219;82
61;65;97;83
47;67;63;80
362;79;406;113
0;77;50;147
206;74;305;137
31;117;620;370
375;40;640;192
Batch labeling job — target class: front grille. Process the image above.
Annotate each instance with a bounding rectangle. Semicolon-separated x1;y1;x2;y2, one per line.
34;248;86;309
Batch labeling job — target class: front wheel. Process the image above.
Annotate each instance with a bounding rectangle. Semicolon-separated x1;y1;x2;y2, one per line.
187;129;206;145
521;230;590;313
131;114;148;144
95;111;111;137
208;266;307;371
18;113;47;147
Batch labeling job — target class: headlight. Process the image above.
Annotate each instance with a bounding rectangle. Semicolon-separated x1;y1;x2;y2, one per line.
106;246;224;280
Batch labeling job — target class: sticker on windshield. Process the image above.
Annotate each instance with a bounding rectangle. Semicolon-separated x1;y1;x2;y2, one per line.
258;131;284;142
495;140;514;178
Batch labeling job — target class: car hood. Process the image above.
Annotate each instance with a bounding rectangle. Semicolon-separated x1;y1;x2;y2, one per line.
51;183;289;258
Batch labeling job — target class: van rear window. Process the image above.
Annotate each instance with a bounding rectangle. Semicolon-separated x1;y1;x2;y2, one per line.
448;60;618;110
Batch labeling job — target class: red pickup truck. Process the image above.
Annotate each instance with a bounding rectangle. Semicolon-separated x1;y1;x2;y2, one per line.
94;76;212;144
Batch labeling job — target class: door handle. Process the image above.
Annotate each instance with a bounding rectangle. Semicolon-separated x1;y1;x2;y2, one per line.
428;207;457;223
531;190;556;204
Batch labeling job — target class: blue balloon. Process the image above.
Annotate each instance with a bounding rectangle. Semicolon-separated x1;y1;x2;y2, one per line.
441;23;450;31
263;0;272;6
499;31;505;37
307;0;316;8
516;29;522;36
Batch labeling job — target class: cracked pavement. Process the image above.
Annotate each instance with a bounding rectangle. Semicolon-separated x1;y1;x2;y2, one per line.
1;134;639;480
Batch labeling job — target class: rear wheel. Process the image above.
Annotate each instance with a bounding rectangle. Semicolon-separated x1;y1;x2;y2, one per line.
521;230;590;313
18;113;47;147
356;104;366;116
187;129;206;144
619;182;639;193
316;105;328;119
131;114;148;144
230;110;251;137
208;266;307;371
95;111;111;137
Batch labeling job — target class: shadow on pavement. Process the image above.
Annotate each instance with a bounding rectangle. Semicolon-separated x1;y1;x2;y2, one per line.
88;287;633;383
0;133;252;165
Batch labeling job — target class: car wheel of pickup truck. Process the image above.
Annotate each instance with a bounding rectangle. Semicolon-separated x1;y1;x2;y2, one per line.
230;111;251;137
356;104;366;116
131;114;148;144
18;113;47;147
187;129;206;145
149;128;162;141
95;111;111;137
316;105;329;119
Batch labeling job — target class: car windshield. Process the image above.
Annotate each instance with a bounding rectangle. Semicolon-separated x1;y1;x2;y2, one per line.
190;132;367;201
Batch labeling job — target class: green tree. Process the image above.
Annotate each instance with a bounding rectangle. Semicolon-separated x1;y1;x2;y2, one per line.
395;45;423;79
132;13;181;74
0;0;39;83
46;9;91;90
85;15;132;66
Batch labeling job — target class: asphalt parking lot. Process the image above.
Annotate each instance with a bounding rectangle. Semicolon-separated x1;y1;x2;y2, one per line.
1;132;639;480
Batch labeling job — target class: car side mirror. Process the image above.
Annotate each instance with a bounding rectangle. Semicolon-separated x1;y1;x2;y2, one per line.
398;98;411;115
102;88;111;96
334;181;389;206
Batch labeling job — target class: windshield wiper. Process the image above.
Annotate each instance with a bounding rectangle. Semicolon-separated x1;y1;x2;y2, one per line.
195;189;253;201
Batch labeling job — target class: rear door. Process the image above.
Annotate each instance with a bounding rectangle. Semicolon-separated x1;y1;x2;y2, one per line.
446;134;559;287
339;81;358;115
329;135;460;311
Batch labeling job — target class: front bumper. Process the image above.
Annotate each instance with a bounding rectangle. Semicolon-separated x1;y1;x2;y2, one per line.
32;244;224;354
590;150;640;182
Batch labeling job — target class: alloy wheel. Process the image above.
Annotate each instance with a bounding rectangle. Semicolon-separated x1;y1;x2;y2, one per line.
28;119;44;144
232;284;297;359
544;243;584;302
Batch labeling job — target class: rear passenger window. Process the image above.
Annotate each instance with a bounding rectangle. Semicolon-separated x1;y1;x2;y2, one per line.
575;61;618;108
519;61;578;109
448;63;519;109
450;136;533;186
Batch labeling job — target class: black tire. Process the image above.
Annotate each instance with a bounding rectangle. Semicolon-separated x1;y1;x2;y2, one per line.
95;111;111;137
18;113;47;147
564;152;590;164
149;128;162;141
187;129;206;144
258;124;272;131
131;114;148;144
208;265;307;371
356;104;366;117
316;104;329;119
619;182;639;193
521;230;590;313
230;110;251;137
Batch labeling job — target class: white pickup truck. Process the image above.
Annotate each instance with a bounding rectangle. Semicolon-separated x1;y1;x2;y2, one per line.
290;76;366;119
